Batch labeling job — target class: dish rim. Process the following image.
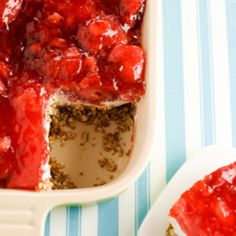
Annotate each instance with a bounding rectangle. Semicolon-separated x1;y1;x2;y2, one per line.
0;0;159;208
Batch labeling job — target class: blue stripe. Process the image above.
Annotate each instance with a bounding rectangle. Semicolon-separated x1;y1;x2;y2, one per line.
66;207;69;236
98;199;119;236
68;206;81;236
163;0;186;181
44;213;51;236
135;165;150;234
198;0;216;147
225;0;236;148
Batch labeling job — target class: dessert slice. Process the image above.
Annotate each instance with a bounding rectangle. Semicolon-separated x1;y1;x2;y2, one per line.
168;162;236;236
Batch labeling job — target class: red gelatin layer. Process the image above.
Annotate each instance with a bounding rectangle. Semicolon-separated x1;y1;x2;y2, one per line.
170;162;236;236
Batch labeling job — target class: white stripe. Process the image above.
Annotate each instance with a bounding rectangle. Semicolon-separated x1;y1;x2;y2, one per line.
81;205;98;236
149;0;166;205
49;207;67;236
209;0;232;145
181;0;202;158
119;186;135;236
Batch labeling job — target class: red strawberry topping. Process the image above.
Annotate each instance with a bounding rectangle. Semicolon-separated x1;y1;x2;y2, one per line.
170;162;236;235
77;16;127;55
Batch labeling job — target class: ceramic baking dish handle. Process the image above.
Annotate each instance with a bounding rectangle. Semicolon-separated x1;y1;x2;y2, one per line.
0;193;50;236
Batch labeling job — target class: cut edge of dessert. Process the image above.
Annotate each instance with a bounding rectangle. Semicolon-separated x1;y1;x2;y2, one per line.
3;88;138;191
46;94;137;191
166;161;236;236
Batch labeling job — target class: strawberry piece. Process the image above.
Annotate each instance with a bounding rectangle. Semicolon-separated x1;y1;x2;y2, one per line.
0;154;15;180
76;56;118;101
7;86;50;190
0;0;23;29
48;38;68;49
45;12;64;26
213;198;236;226
78;74;105;101
0;80;7;96
170;162;236;235
79;74;101;89
30;46;82;87
0;61;10;79
79;56;99;84
77;16;127;55
78;56;110;101
83;56;98;74
25;19;62;45
0;97;11;137
97;0;120;15
108;45;145;84
44;0;97;28
0;137;11;153
120;0;145;27
24;43;43;61
0;96;16;181
43;46;82;85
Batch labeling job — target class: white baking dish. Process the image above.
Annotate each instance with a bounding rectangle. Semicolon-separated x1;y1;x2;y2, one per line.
0;1;158;235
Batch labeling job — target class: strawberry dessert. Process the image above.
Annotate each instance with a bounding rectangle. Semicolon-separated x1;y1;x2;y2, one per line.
167;162;236;236
0;0;146;190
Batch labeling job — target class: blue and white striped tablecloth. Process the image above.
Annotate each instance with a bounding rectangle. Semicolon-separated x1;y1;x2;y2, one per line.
44;0;236;235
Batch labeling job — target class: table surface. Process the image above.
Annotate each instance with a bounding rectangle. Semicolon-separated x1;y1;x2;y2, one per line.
44;1;236;235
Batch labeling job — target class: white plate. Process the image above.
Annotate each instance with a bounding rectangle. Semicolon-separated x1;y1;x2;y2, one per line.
138;146;236;236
